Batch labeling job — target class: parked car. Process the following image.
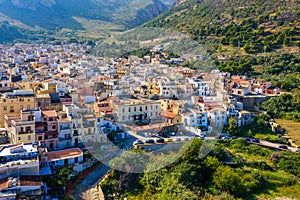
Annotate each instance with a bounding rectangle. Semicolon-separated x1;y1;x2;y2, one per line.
296;149;300;153
151;133;160;138
279;145;288;149
221;135;232;140
251;139;260;143
145;139;155;144
166;138;173;142
156;138;165;143
244;138;251;142
175;138;181;142
133;140;144;145
183;137;190;141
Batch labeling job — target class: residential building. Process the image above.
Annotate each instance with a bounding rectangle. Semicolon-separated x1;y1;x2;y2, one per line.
47;148;83;168
0;90;35;127
0;144;39;180
35;110;58;150
160;111;182;124
57;112;72;148
4;110;36;144
113;99;161;123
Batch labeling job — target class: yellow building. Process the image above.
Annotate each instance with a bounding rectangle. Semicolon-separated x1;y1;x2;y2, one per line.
160;99;181;115
20;82;56;94
147;83;157;98
0;90;35;127
160;111;182;124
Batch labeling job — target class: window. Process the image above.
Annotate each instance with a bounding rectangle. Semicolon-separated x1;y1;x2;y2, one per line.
145;106;147;111
18;137;21;141
26;127;31;133
27;105;30;109
128;108;131;112
52;125;56;130
10;106;14;112
122;108;125;113
3;106;7;111
28;135;31;140
140;107;142;112
134;107;136;112
20;106;23;110
27;98;31;102
38;136;42;140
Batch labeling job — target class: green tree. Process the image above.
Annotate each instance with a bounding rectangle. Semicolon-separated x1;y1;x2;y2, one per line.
213;166;245;197
228;118;238;136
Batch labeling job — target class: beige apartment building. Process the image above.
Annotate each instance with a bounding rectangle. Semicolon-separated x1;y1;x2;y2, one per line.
113;99;161;123
0;90;35;127
4;110;36;144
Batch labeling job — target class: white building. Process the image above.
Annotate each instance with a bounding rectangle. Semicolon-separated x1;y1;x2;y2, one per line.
113;99;161;123
181;109;208;128
0;144;39;180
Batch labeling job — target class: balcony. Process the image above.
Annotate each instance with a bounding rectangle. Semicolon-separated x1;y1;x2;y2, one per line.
18;130;34;134
60;126;71;130
59;136;72;141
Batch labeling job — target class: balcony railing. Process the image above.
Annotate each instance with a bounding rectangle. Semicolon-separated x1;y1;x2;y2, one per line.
59;137;72;141
60;126;71;130
18;130;33;134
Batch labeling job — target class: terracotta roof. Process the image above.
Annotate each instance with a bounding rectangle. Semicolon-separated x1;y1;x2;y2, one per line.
42;110;57;118
19;176;41;186
47;148;83;162
160;111;177;119
0;178;8;190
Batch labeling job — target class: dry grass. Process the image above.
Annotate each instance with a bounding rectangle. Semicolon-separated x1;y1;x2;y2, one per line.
275;119;300;146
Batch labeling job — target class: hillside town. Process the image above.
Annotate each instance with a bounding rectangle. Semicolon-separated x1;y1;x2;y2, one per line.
0;41;287;199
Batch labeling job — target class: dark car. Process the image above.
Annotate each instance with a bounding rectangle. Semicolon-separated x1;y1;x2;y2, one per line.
296;149;300;153
133;140;144;145
221;135;232;140
145;139;155;144
156;138;165;143
279;145;288;149
251;139;260;143
244;138;251;142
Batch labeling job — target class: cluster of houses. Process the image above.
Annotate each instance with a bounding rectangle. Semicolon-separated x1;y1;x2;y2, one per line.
0;42;279;198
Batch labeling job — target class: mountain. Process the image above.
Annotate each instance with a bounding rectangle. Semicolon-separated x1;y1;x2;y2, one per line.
0;0;174;30
145;0;300;56
0;0;170;30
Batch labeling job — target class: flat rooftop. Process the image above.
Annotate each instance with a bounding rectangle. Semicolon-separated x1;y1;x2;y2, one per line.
47;148;82;162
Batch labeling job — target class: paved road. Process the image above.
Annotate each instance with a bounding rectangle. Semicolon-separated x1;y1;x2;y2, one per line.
134;135;300;153
72;164;110;200
72;138;135;200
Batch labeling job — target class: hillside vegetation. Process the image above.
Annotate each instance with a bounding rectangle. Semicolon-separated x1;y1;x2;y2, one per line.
144;0;300;101
101;139;300;200
145;0;300;56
